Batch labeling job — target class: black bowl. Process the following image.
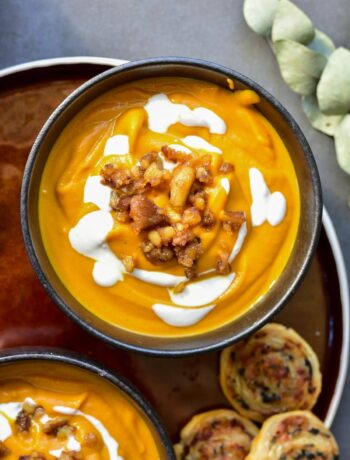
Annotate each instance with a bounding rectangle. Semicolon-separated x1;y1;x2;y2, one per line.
21;57;322;356
0;348;175;459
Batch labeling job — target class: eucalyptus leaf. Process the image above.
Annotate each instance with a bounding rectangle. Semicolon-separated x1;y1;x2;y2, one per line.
334;115;350;175
302;94;343;136
273;40;327;95
243;0;279;36
272;0;315;44
317;47;350;115
308;29;335;57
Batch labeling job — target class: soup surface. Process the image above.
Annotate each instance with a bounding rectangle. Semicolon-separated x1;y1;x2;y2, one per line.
0;361;160;460
39;77;300;337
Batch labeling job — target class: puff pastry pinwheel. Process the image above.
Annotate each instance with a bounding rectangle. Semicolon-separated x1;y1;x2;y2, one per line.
174;409;258;459
247;410;339;459
220;323;322;422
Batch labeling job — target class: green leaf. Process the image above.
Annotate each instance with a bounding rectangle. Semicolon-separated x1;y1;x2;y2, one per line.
273;40;327;95
272;0;315;44
316;47;350;115
243;0;279;36
308;29;335;57
302;94;343;136
335;115;350;175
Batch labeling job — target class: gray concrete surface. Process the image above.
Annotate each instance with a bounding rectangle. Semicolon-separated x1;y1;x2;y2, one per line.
0;0;349;454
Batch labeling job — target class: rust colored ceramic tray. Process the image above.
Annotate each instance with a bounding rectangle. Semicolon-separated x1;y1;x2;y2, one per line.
0;57;348;440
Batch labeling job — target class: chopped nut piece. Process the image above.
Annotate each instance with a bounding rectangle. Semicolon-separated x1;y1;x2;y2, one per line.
130;195;168;232
219;162;235;173
15;410;31;432
148;229;162;247
182;207;202;226
221;211;246;231
121;255;135;273
144;162;170;187
158;226;175;244
42;417;68;436
201;210;216;230
19;452;46;460
216;251;231;275
141;242;174;265
196;165;212;184
170;165;196;208
0;442;10;458
166;208;182;223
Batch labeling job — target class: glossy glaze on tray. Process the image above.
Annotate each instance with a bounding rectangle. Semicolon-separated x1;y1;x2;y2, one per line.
0;64;342;440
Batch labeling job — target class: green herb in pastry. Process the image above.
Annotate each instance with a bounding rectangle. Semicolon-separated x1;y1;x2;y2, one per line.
220;323;322;422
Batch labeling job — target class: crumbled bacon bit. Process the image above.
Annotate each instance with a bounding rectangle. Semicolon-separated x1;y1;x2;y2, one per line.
219;162;235;173
110;193;131;213
15;410;31;432
161;145;191;164
139;151;160;170
175;237;203;270
130;195;168;232
221;211;245;231
101;164;146;196
42;418;68;436
182;207;202;226
0;442;10;458
201;210;216;230
172;227;194;247
141;241;174;265
99;146;244;277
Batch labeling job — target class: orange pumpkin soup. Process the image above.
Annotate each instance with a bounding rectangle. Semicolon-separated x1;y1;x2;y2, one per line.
39;77;300;337
0;361;161;460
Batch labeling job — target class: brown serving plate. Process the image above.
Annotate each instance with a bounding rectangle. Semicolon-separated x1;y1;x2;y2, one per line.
0;59;346;440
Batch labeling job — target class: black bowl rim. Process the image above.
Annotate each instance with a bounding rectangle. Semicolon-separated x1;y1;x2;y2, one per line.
20;56;322;357
0;347;176;459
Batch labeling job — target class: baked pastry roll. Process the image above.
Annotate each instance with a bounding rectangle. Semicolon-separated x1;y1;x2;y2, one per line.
174;409;258;459
247;410;339;459
220;323;322;422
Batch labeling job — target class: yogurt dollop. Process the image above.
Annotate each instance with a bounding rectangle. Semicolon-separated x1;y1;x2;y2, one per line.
249;168;287;227
145;94;226;134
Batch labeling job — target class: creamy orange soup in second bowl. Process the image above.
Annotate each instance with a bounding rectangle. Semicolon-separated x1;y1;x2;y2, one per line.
0;360;164;460
39;76;300;337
